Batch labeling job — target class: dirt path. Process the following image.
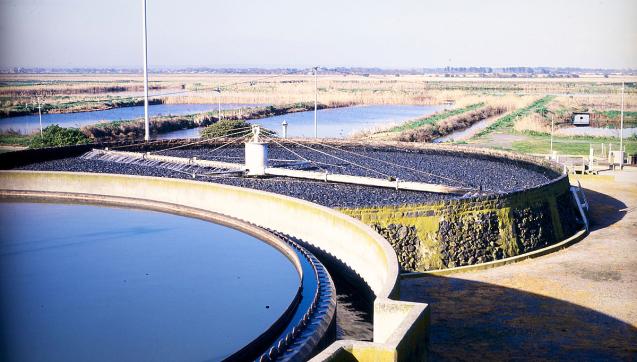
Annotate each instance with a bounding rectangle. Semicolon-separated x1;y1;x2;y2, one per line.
400;167;637;361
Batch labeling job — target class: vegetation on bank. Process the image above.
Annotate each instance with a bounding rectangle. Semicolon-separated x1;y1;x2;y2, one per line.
0;125;90;148
591;110;637;128
397;105;507;142
474;96;554;138
29;125;90;148
0;97;163;118
0;102;342;146
201;120;275;139
0;132;31;147
388;103;484;133
80;102;343;141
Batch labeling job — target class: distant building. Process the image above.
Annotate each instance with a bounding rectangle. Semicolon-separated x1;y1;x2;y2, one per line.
572;112;590;126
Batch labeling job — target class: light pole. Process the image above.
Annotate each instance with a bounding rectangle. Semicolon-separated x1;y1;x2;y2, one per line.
550;114;554;154
142;0;150;141
216;87;221;121
314;67;318;138
620;81;625;169
36;97;43;137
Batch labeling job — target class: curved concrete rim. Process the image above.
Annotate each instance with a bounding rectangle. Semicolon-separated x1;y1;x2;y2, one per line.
0;190;310;360
0;170;399;298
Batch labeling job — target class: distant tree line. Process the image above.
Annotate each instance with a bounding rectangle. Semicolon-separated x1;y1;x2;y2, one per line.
2;66;635;76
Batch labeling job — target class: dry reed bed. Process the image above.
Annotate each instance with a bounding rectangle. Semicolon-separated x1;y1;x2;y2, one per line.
513;94;637;134
3;74;633;117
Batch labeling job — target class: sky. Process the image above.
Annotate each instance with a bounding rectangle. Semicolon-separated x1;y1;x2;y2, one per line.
0;0;636;69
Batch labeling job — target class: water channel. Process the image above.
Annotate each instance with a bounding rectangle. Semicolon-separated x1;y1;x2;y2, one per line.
159;104;443;139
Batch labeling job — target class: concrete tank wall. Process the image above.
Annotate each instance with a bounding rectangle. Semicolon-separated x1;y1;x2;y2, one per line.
339;175;581;272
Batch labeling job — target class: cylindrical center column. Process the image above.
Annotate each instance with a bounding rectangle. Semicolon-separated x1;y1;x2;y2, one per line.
245;142;269;176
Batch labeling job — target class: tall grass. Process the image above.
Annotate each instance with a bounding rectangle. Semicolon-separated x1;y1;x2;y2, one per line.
475;96;554;137
513;114;552;134
388;103;484;133
397;106;507;142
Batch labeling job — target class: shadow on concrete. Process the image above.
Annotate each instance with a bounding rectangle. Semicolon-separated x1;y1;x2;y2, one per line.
582;187;628;230
331;274;373;342
400;275;637;361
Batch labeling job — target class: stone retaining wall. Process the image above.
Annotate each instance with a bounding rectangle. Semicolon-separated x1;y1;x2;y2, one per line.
339;176;581;272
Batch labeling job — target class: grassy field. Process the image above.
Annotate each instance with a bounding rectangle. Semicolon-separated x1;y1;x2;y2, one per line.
488;133;637;156
474;96;554;137
462;132;637;156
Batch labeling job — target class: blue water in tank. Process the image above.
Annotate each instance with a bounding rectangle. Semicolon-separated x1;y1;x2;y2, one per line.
0;202;299;361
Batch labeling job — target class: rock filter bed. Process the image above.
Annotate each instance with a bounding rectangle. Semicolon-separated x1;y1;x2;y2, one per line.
15;143;558;208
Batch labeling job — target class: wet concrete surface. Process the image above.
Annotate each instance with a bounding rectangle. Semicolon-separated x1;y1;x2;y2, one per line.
400;167;637;361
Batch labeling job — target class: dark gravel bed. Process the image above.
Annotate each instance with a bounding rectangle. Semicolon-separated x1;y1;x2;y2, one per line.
159;143;555;192
17;158;446;208
14;144;557;208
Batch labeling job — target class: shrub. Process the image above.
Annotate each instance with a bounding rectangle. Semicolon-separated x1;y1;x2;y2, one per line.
201;120;252;138
29;125;90;148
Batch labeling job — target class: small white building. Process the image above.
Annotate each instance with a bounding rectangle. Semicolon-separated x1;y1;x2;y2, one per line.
572;113;590;126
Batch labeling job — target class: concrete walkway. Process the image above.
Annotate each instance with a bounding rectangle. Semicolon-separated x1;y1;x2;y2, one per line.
400;167;637;361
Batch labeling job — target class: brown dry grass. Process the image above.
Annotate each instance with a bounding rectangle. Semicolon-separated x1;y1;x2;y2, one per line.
2;73;635;118
513;114;552;133
550;94;637;112
397;106;507;142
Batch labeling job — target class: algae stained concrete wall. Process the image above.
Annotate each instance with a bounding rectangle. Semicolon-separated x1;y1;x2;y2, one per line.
339;176;582;272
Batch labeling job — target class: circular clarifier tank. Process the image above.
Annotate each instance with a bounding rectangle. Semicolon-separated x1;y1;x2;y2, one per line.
0;201;302;361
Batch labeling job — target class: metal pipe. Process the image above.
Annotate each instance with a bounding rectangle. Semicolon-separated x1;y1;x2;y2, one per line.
92;149;245;170
264;167;474;194
142;0;150;141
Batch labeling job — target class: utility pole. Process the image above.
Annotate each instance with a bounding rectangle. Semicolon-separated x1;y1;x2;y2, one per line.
314;67;318;138
550;114;554;154
216;87;222;121
620;81;625;169
142;0;150;141
37;97;43;137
